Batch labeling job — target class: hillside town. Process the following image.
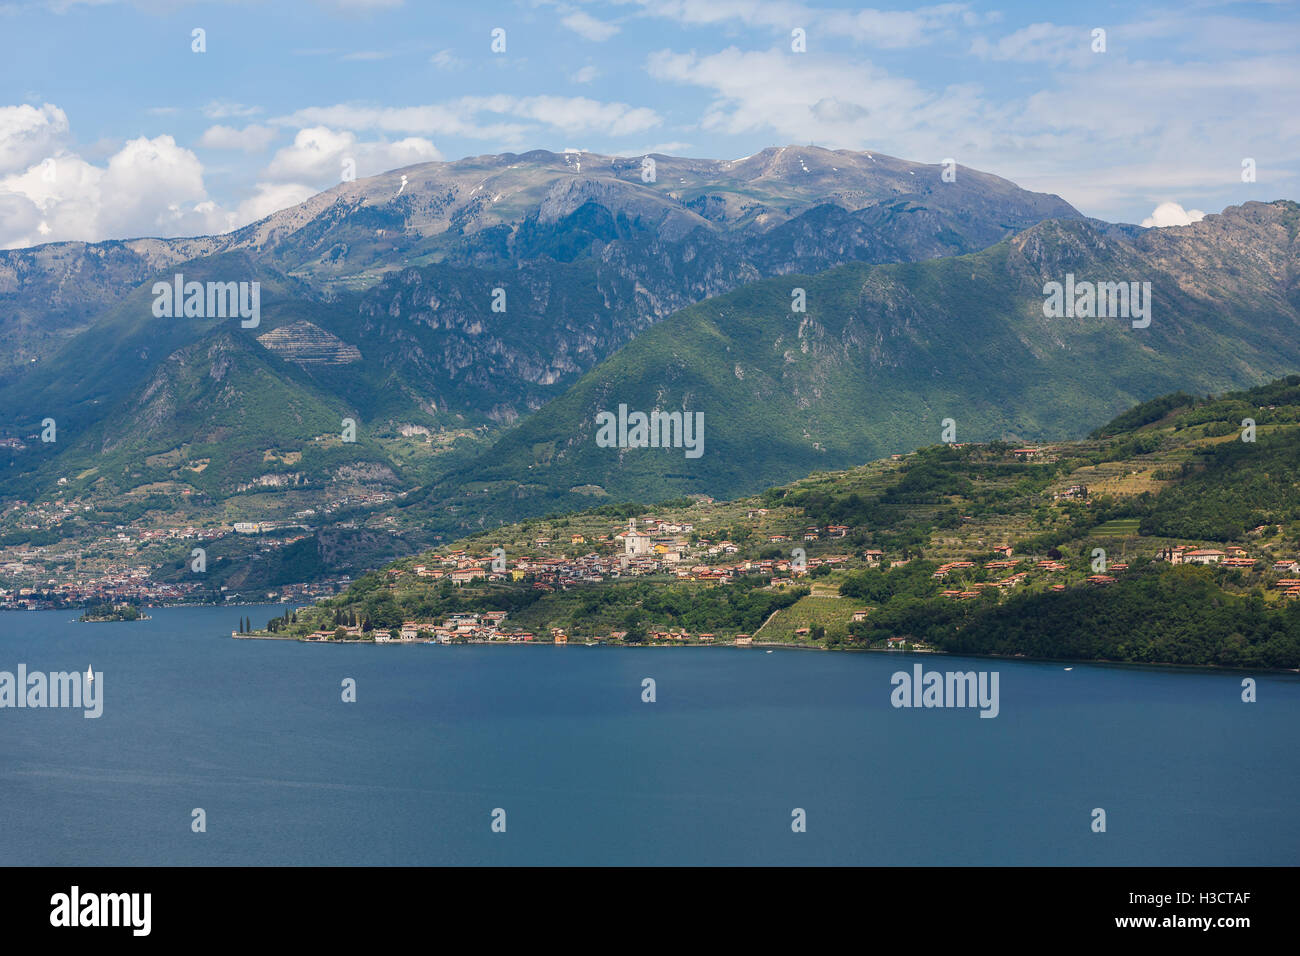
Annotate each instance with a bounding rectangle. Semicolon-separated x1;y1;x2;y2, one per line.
0;482;404;609
237;500;1300;649
382;518;855;591
0;516;351;610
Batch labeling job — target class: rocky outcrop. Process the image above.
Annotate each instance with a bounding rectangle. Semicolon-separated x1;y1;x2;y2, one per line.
257;321;361;365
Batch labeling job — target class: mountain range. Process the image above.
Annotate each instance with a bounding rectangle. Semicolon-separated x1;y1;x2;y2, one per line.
410;198;1300;537
1;145;1080;503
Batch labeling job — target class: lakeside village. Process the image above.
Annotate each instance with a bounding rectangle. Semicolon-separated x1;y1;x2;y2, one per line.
243;514;1300;647
0;483;402;611
0;520;354;611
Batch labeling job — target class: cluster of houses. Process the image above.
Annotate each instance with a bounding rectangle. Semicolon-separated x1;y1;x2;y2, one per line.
392;549;855;591
637;629;750;644
266;578;351;605
0;564;203;610
1157;545;1264;569
305;611;529;643
386;517;857;593
0;512;359;608
305;611;764;646
1155;545;1300;596
927;542;1300;602
934;546;1134;600
762;525;852;543
1052;484;1088;501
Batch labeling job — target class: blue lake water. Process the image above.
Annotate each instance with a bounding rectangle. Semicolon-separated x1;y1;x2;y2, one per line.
1;604;1296;866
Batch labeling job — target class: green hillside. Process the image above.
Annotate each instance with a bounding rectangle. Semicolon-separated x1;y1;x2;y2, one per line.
406;200;1300;538
257;376;1300;669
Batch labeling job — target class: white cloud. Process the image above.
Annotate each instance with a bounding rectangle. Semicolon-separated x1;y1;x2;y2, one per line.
97;135;213;238
629;0;973;47
631;0;804;31
263;127;358;181
274;103;527;141
1141;201;1206;228
1005;53;1300;215
430;49;464;70
275;95;661;139
562;10;619;41
826;5;975;48
262;126;440;182
644;30;1300;223
0;118;445;247
969;22;1094;65
481;95;661;135
230;182;320;227
0;103;69;173
0;191;44;243
646;47;960;151
612;141;693;157
0;104;420;247
570;65;599;84
0;134;221;248
340;50;392;61
198;124;277;153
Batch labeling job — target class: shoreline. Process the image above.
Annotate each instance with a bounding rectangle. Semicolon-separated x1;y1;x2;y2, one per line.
226;630;1300;674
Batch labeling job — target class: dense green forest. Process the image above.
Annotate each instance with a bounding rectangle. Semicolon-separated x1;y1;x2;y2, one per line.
852;563;1300;668
508;578;808;639
1126;429;1300;541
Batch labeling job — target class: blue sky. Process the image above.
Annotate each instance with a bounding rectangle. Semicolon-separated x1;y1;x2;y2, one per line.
1;0;1297;247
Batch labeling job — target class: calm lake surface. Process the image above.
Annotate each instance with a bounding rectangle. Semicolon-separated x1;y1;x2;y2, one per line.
1;604;1296;866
